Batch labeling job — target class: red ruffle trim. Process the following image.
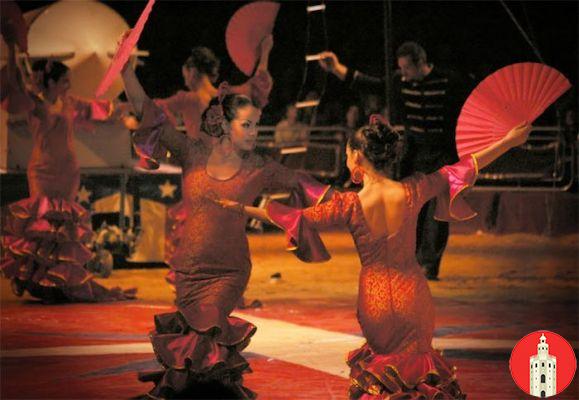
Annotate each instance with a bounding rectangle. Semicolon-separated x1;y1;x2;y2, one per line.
1;196;136;302
347;343;466;400
139;310;256;399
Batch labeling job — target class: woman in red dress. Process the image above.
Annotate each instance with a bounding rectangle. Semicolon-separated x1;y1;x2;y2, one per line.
155;37;274;290
121;48;329;398
0;42;136;303
219;118;532;399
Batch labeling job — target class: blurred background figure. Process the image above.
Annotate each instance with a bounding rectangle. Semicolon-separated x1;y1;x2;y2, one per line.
344;103;363;131
1;34;135;302
361;93;382;121
274;103;309;145
156;41;273;147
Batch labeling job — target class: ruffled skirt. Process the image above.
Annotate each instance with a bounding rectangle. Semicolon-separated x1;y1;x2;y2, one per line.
1;196;136;303
139;310;256;399
347;343;466;399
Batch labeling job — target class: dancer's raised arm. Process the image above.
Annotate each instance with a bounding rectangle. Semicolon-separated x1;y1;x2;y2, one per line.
405;121;532;221
120;53;194;169
256;34;273;72
233;35;274;108
121;59;148;117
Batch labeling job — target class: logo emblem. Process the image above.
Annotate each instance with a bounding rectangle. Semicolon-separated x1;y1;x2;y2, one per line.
510;331;576;398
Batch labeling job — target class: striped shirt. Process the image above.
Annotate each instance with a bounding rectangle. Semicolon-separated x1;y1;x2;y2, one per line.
395;68;454;141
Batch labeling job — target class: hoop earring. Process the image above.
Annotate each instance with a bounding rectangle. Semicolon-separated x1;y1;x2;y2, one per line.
351;166;365;184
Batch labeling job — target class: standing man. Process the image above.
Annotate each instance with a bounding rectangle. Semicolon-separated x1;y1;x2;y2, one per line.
319;41;469;280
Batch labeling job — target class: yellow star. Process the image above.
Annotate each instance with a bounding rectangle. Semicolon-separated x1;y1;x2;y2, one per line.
159;180;177;199
77;185;92;204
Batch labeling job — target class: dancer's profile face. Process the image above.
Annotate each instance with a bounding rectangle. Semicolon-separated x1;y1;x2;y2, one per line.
228;105;261;151
182;66;200;89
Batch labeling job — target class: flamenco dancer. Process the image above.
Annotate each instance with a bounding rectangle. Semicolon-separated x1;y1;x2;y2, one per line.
155;37;273;144
121;42;330;398
0;35;136;302
155;37;274;300
217;117;532;399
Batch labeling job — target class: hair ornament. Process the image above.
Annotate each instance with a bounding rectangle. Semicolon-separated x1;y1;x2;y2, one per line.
204;81;231;137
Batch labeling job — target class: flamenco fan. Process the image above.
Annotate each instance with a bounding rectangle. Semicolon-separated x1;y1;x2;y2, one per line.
95;0;156;98
456;62;571;158
226;1;280;76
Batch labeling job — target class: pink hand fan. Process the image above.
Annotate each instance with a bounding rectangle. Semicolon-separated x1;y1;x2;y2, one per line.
456;62;571;158
95;0;155;98
226;1;280;76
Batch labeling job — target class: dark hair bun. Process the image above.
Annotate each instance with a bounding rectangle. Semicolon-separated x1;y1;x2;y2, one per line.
350;124;402;171
184;47;220;80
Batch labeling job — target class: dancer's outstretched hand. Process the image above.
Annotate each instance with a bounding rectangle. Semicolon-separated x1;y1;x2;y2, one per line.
504;122;532;147
211;198;245;215
473;122;533;170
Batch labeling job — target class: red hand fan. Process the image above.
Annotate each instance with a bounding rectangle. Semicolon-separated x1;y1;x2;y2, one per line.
95;0;155;98
226;1;280;76
456;63;571;158
1;1;28;52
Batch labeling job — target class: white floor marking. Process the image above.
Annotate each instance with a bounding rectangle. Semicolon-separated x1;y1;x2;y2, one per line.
2;312;577;379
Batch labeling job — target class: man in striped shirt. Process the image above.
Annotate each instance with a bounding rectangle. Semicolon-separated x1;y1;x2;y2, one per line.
319;42;469;280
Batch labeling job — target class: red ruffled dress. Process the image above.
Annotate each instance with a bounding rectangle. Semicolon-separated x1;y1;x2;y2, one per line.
266;157;479;399
133;99;330;398
154;70;274;285
0;79;136;303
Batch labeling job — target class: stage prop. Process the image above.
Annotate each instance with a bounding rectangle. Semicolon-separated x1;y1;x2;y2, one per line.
96;0;156;98
226;1;280;76
456;63;571;158
2;120;133;170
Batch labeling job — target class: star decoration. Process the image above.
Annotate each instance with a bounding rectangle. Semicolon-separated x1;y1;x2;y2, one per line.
77;185;92;204
159;180;178;199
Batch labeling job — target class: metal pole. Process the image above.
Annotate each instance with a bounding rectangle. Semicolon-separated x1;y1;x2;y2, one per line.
383;0;393;113
499;0;545;63
119;172;128;241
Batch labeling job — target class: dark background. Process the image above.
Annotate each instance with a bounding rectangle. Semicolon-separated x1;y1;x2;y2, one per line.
16;1;579;124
